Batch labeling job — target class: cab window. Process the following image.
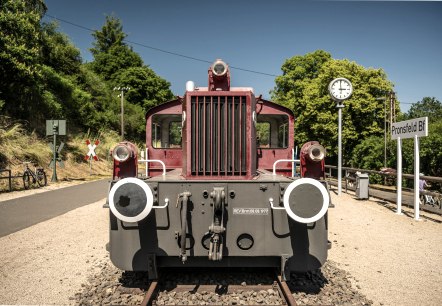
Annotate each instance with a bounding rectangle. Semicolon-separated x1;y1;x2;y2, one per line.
152;114;182;148
256;115;288;148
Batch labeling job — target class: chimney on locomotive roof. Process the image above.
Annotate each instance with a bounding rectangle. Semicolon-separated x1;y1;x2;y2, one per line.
208;59;230;91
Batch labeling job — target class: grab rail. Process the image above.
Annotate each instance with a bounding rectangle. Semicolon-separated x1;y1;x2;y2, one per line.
138;159;166;176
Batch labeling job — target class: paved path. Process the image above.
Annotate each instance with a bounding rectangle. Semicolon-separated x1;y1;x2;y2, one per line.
0;179;109;237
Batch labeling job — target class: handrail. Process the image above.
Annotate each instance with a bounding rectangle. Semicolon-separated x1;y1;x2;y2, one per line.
269;197;285;210
138;159;166;176
273;159;300;176
153;198;169;209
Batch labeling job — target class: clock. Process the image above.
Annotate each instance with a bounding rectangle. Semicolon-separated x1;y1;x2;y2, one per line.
328;78;353;102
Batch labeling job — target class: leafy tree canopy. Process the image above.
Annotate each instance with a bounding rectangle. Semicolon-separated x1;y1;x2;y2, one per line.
41;21;82;75
272;50;394;160
113;66;174;111
400;97;442;177
0;0;46;119
403;97;442;123
89;15;174;140
90;15;126;55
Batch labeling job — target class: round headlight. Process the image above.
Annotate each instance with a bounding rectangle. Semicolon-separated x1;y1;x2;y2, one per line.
108;177;154;223
212;60;228;76
308;144;325;162
283;178;329;224
113;145;131;162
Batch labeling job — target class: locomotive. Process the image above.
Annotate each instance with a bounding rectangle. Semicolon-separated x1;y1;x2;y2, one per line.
107;59;330;280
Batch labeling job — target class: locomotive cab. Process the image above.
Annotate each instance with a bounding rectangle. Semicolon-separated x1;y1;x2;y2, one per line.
107;59;330;280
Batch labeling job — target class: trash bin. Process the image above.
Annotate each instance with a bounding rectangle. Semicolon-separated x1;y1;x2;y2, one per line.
355;173;369;199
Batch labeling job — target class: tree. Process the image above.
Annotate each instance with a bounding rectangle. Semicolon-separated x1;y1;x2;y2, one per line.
113;66;174;112
90;45;143;82
90;15;126;56
272;50;394;163
398;97;442;178
404;97;442;123
41;21;82;75
90;15;174;141
0;0;46;121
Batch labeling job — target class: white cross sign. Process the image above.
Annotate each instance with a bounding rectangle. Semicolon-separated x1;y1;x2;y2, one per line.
85;139;100;161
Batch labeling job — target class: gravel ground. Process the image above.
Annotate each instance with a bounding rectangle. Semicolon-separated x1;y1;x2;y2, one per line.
0;184;441;305
327;189;442;306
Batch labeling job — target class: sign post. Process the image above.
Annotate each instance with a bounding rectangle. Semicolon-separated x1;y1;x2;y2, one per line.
391;116;428;220
46;120;66;182
85;139;100;175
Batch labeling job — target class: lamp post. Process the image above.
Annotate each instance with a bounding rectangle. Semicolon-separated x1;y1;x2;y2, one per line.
113;87;130;141
328;78;353;196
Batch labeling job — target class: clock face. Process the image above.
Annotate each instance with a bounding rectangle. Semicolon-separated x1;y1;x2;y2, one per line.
329;78;353;101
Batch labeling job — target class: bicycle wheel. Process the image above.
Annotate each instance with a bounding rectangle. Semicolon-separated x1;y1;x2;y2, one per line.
23;172;31;190
37;169;47;187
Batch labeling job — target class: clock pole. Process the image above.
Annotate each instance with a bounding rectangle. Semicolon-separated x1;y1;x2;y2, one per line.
328;78;353;196
337;102;345;195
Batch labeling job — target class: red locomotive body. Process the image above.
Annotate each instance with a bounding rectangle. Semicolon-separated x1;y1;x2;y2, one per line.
107;60;330;280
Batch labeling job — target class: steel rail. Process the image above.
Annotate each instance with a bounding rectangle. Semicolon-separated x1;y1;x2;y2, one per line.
140;279;159;306
276;273;298;306
142;268;299;305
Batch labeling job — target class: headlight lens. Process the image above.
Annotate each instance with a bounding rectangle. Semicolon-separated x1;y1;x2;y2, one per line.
108;177;153;223
212;59;228;76
308;144;325;162
113;145;131;162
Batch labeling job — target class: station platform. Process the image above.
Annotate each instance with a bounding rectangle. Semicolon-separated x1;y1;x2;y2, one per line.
327;187;442;305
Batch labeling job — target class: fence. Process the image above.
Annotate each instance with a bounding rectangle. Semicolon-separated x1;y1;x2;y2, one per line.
325;165;442;215
0;169;26;192
0;169;13;192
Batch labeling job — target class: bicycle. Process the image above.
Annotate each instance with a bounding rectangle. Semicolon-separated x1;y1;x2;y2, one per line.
22;162;47;189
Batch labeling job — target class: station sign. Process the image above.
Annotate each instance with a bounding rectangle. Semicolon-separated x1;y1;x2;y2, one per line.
391;117;428;140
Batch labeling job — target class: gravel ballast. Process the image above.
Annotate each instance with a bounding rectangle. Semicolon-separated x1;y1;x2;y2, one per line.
0;186;441;305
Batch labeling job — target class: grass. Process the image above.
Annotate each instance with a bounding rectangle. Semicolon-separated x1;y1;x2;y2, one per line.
0;117;120;191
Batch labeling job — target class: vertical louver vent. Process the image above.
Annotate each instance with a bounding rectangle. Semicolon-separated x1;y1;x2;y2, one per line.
191;96;247;176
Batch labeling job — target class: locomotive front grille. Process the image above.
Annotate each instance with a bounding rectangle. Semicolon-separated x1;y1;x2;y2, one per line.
191;96;247;176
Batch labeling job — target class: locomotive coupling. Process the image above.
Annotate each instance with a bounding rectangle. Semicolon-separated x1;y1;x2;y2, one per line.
177;192;192;263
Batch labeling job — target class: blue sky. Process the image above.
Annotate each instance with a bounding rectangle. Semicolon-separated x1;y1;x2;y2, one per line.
43;0;441;113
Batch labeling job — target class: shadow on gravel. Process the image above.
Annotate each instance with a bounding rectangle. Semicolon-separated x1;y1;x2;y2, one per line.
287;269;327;294
119;271;150;290
286;261;374;305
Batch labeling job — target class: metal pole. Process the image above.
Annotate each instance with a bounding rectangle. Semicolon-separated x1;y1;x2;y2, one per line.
337;103;344;195
114;86;129;141
384;98;387;170
414;135;420;220
396;137;402;214
51;126;58;182
120;89;124;141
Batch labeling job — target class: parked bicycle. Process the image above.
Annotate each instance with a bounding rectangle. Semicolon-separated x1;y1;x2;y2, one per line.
22;162;47;189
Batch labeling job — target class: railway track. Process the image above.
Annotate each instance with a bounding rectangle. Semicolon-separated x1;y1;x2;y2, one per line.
140;268;298;305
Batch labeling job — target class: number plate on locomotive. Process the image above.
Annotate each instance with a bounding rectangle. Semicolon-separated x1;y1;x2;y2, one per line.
232;208;269;215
